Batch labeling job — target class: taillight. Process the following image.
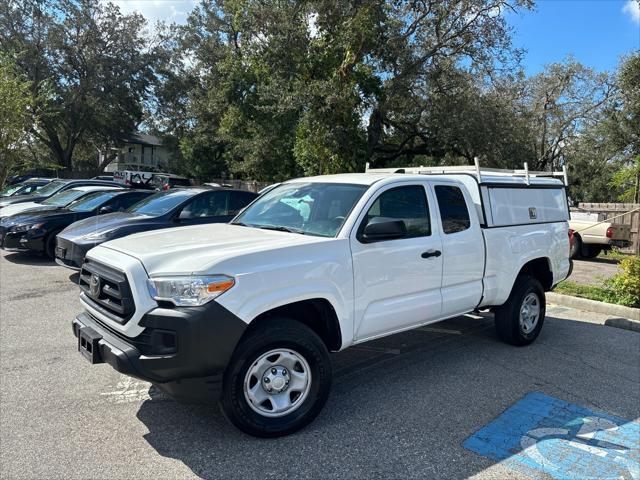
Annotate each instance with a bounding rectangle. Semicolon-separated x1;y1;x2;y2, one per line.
568;229;574;247
606;227;613;239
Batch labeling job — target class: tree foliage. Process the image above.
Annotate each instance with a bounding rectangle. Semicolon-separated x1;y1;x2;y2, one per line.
0;0;165;172
0;0;636;203
0;54;34;185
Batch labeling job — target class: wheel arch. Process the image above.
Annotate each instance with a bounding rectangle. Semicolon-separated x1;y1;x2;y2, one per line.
517;257;554;291
245;298;343;352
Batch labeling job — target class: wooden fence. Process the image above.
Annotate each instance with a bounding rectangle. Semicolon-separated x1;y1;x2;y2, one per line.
576;203;640;255
204;178;273;193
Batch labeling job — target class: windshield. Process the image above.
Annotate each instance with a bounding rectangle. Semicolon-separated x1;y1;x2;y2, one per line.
30;180;65;196
41;189;92;207
127;189;197;216
233;182;368;237
67;191;120;212
0;185;23;196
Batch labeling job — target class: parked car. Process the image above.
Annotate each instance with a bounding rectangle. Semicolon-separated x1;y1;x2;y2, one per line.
569;213;631;259
0;186;122;219
56;187;258;269
0;179;120;209
0;179;52;198
152;173;192;190
71;166;571;437
0;190;153;258
92;174;114;181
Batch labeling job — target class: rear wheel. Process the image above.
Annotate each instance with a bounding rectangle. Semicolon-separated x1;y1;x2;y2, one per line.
221;318;332;437
494;275;546;346
570;234;582;259
582;245;602;259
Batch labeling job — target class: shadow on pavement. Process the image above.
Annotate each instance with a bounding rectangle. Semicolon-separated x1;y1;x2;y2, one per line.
135;313;639;479
1;251;57;266
577;256;620;265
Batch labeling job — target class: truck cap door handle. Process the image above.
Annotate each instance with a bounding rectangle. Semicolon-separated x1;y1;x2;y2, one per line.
421;250;442;259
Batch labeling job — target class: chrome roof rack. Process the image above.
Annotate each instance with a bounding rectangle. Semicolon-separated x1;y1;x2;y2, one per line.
365;157;568;186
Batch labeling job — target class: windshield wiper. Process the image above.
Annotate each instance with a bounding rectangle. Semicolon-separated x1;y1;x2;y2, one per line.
255;224;306;235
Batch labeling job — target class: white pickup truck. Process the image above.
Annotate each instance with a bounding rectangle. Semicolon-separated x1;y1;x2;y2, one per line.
569;212;632;259
72;165;571;437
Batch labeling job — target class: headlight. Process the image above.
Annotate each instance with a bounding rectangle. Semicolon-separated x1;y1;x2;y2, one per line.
9;222;44;233
83;230;115;241
147;275;235;306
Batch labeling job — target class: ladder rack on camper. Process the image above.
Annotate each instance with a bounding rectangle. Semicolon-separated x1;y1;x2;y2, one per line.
365;157;568;186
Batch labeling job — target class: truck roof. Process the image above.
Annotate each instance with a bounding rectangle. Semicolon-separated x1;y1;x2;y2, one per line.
287;172;565;188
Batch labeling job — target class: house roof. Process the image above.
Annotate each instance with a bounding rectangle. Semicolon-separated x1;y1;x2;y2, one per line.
122;133;163;146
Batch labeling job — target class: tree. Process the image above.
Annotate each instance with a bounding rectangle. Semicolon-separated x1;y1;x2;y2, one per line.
0;54;34;185
165;0;533;180
0;0;166;172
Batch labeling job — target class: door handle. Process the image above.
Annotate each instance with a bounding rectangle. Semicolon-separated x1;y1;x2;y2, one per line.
421;250;442;259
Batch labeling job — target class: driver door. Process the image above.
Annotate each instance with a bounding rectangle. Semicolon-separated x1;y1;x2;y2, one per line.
350;183;443;341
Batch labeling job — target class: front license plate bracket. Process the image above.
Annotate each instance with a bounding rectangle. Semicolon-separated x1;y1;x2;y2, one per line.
78;326;104;364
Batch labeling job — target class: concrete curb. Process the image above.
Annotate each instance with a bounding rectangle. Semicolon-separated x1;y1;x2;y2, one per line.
547;292;640;328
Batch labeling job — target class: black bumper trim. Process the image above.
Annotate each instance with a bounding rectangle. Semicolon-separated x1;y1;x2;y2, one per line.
73;301;248;402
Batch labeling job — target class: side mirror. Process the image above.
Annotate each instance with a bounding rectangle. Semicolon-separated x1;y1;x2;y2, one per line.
361;217;407;243
98;206;113;215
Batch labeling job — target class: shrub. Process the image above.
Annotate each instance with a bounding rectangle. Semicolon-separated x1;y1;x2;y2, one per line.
605;254;640;308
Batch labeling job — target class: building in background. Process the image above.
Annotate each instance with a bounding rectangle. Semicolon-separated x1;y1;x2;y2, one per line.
102;133;171;173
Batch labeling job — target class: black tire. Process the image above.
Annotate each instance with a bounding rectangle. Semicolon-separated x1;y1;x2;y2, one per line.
494;275;546;346
582;245;602;259
221;318;332;437
45;230;62;259
570;234;582;259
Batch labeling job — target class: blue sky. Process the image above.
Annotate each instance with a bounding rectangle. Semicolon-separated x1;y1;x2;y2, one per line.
109;0;640;76
506;0;640;74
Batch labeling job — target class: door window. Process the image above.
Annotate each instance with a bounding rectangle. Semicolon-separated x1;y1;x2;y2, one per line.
434;185;471;234
229;191;257;216
361;185;431;239
180;192;230;218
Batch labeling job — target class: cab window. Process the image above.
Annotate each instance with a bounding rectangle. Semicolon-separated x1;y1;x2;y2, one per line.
362;185;431;239
435;185;471;234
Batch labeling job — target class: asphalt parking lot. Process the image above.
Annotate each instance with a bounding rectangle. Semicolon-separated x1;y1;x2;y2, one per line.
1;249;639;479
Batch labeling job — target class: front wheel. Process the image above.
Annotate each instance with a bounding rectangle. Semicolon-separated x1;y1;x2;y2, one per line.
494;276;546;346
221;318;332;437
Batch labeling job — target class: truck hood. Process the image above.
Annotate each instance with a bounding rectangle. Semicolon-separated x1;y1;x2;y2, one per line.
98;223;335;276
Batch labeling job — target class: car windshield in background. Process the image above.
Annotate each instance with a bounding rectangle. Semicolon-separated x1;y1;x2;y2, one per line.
127;189;197;216
233;182;368;237
30;180;65;196
0;184;23;196
67;191;120;212
41;189;91;207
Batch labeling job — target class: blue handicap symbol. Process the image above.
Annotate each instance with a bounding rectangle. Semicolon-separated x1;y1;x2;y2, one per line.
463;392;640;479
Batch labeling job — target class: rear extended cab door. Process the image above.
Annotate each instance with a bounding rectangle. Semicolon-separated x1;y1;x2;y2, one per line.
428;180;485;316
349;180;444;341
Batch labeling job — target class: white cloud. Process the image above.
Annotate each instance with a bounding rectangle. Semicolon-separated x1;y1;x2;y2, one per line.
104;0;197;28
622;0;640;24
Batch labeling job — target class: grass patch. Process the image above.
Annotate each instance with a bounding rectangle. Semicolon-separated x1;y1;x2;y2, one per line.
554;280;638;308
554;281;616;303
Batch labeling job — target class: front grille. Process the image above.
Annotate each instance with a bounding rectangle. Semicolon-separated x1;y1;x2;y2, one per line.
79;259;135;324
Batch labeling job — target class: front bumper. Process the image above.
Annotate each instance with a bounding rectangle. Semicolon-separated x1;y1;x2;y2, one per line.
0;229;30;251
72;302;247;402
55;236;95;269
